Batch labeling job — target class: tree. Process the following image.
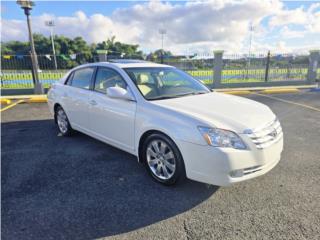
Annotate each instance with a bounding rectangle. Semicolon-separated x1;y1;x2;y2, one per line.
153;49;173;57
146;49;173;61
1;41;30;55
96;36;143;59
1;34;145;69
33;34;52;54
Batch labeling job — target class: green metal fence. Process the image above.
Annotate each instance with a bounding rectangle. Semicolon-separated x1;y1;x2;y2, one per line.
1;70;67;89
1;52;318;90
221;53;310;84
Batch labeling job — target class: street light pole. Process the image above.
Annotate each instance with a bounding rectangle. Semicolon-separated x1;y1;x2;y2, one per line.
159;28;166;64
45;20;58;69
17;0;44;94
248;22;254;68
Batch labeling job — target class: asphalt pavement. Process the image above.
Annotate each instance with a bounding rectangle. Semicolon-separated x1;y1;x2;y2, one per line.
1;90;320;240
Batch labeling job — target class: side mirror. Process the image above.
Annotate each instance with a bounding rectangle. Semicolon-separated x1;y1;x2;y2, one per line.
106;87;135;101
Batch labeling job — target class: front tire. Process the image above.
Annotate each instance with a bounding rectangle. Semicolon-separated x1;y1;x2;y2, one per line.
55;106;73;136
142;133;186;185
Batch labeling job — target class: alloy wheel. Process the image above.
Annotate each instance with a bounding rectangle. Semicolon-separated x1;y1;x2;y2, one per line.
57;109;68;134
146;139;176;180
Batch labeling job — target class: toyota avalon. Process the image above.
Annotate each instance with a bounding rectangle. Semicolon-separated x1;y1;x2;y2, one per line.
47;60;283;186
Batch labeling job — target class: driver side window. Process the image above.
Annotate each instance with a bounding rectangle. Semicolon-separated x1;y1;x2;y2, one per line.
94;67;127;93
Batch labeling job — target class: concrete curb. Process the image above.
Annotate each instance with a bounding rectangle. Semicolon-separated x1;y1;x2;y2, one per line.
0;94;47;100
220;90;252;95
216;86;304;95
27;96;48;103
259;88;299;94
215;84;315;92
1;99;12;105
0;95;48;103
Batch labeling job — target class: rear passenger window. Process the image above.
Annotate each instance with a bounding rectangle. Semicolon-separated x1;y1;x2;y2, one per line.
70;68;94;89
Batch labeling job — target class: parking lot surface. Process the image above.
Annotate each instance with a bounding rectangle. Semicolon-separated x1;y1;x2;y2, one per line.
1;91;320;240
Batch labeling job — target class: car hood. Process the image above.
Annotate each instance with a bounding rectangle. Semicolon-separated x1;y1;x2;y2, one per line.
152;92;275;133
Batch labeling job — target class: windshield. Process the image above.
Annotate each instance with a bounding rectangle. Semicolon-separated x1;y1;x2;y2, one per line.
124;67;210;100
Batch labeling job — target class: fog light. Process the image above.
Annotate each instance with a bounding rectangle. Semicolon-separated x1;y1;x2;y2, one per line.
230;169;244;178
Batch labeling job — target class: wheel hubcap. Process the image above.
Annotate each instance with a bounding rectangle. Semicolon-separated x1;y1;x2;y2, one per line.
57;109;68;134
146;140;176;180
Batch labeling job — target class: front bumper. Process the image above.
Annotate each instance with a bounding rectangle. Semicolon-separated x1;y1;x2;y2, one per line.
176;135;283;186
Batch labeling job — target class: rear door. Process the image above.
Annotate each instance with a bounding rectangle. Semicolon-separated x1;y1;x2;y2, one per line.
62;67;95;131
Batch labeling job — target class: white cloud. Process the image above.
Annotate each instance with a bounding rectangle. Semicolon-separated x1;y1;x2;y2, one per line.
112;0;279;51
1;0;319;54
269;7;308;28
269;2;320;33
1;19;28;40
306;3;320;33
279;26;305;39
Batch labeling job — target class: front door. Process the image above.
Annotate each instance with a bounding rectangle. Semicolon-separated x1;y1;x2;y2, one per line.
89;67;136;152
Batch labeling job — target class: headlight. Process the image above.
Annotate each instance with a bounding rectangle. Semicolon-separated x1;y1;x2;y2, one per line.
198;126;247;149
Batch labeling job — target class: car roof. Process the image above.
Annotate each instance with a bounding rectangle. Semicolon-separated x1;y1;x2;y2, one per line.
74;60;173;69
108;59;148;64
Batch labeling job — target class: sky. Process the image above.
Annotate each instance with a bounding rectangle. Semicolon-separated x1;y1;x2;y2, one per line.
1;0;320;54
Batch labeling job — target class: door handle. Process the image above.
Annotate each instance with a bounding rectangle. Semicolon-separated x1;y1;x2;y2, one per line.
89;100;97;106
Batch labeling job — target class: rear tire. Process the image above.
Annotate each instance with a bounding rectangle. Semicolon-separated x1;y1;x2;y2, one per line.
142;133;186;185
55;106;73;136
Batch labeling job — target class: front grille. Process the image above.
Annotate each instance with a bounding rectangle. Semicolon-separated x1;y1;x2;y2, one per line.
246;118;283;149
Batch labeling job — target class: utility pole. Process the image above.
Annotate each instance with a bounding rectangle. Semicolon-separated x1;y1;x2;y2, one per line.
45;20;58;70
248;22;254;68
159;28;166;64
17;0;44;94
264;50;271;82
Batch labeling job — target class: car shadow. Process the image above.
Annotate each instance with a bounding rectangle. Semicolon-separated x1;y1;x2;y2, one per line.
1;120;218;240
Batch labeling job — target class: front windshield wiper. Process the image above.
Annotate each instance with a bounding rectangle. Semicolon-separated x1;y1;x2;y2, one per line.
192;91;208;95
149;91;208;101
148;95;179;100
175;91;208;97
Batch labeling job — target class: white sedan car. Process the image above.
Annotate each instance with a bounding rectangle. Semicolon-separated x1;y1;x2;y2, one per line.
47;60;283;186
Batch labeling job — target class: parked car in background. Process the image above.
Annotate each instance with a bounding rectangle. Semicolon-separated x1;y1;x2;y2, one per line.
47;60;283;186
